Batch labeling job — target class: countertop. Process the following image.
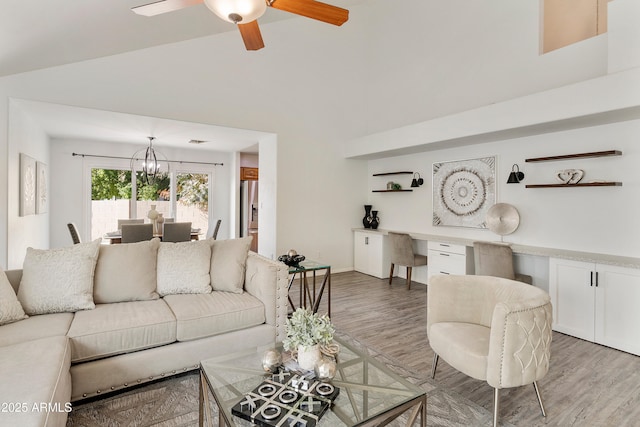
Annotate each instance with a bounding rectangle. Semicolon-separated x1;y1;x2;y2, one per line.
353;228;640;269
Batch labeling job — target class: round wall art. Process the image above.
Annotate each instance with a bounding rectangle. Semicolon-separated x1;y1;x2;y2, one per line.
432;156;496;228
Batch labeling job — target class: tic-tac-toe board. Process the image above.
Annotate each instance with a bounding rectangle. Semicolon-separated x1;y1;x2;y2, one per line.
231;371;340;427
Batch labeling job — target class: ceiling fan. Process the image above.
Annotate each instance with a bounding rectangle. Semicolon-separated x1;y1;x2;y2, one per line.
132;0;349;51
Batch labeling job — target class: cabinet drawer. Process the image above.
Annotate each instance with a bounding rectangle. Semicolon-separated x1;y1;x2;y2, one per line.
427;241;467;255
429;250;467;275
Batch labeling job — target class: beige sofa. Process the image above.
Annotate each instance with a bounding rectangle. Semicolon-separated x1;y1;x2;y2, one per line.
0;237;288;427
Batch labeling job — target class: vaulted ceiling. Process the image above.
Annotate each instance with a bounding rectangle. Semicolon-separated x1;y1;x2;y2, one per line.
1;0;367;77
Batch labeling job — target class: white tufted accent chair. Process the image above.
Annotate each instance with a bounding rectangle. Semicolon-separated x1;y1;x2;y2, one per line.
427;274;552;427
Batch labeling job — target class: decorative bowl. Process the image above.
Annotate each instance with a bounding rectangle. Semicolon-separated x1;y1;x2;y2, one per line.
278;254;305;266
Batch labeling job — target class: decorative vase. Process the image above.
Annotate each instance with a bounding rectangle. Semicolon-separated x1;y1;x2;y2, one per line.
147;204;159;232
363;205;373;229
314;358;337;380
155;213;164;234
371;210;379;229
297;344;321;371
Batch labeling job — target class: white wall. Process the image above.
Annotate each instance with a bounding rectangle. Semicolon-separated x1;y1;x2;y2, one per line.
366;119;640;259
0;0;621;270
7;100;50;268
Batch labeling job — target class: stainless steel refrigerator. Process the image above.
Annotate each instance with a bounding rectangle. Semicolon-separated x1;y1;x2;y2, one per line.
240;180;258;252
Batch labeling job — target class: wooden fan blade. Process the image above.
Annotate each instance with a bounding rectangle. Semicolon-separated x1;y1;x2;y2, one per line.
269;0;348;26
238;20;265;51
132;0;203;17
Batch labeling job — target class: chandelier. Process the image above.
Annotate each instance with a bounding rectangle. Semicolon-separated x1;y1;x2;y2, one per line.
131;136;168;185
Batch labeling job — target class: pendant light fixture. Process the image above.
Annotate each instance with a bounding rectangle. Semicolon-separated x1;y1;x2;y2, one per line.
130;136;168;185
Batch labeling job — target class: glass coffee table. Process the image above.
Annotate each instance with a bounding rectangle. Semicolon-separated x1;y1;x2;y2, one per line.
199;335;426;426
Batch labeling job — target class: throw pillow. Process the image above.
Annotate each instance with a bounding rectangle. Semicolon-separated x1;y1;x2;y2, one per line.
209;236;253;293
93;238;160;303
17;239;101;315
157;240;212;296
0;268;28;325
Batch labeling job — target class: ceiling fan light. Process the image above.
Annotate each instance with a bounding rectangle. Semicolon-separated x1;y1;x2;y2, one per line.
204;0;267;24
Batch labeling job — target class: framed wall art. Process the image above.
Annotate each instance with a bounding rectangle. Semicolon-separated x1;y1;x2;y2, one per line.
19;153;37;216
432;156;496;228
36;161;48;214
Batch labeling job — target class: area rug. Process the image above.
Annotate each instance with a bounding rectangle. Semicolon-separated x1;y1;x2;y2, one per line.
67;331;510;427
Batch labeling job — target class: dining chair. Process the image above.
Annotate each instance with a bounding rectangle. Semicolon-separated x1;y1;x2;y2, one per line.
117;218;144;230
162;222;192;242
67;223;81;244
388;232;428;290
473;241;533;284
428;274;552;427
121;223;153;243
163;217;175;223
206;219;222;240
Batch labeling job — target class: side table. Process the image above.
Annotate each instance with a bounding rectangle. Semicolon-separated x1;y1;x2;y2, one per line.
287;260;331;317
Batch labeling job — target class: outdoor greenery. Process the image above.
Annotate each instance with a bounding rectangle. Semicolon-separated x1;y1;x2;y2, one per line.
91;168;208;211
283;308;335;351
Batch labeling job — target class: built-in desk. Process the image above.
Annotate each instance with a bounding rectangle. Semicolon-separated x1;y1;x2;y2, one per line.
353;228;640;357
353;228;640;270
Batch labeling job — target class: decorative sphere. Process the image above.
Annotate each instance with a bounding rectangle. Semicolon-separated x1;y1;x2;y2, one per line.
262;349;282;373
287;249;298;257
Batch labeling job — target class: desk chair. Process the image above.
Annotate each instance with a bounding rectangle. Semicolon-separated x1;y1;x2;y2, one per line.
428;274;552;427
473;241;533;284
67;223;81;244
121;224;153;243
117;218;144;229
388;232;428;290
162;222;192;242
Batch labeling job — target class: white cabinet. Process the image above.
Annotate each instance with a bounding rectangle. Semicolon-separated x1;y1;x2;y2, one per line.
549;258;640;356
353;231;390;279
427;241;474;283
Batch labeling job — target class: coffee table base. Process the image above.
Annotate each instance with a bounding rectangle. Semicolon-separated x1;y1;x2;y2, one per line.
199;368;426;427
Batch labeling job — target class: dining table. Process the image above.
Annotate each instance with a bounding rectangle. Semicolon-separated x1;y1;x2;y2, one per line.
103;230;202;244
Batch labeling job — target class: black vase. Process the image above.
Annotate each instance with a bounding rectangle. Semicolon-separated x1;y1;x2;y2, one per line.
371;210;379;229
363;205;373;229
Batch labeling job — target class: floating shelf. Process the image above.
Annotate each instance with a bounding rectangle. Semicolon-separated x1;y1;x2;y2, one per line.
526;182;622;188
372;189;413;192
525;150;622;163
372;171;413;176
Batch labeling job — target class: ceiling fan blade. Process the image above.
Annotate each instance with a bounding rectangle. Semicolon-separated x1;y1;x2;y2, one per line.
269;0;348;26
238;20;265;51
132;0;204;17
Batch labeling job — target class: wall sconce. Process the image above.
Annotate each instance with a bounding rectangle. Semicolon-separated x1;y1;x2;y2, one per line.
507;164;525;184
411;172;424;188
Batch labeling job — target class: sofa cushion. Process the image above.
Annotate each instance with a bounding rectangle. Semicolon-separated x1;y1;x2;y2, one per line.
210;237;253;293
0;336;72;427
163;292;265;342
17;239;101;315
429;322;490;381
0;312;73;347
93;238;160;303
157;240;212;296
0;267;27;325
67;299;176;363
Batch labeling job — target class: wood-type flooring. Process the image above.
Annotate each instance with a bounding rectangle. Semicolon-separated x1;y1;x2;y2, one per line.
291;270;640;427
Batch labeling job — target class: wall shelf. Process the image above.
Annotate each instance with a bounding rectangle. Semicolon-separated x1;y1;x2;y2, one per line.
525;150;622;163
526;182;622;188
372;171;413;176
525;149;622;188
372;171;414;192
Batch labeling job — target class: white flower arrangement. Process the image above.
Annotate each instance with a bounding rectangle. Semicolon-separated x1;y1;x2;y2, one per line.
283;308;335;351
